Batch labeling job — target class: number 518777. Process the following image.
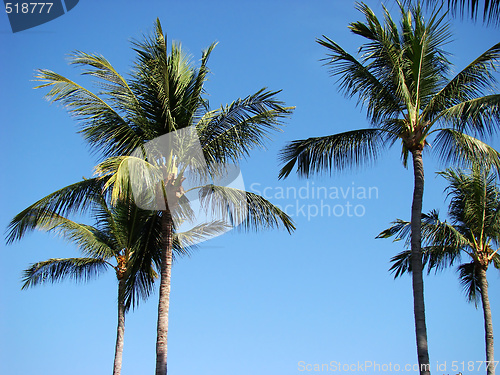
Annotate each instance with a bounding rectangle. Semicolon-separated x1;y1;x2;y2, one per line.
5;3;54;14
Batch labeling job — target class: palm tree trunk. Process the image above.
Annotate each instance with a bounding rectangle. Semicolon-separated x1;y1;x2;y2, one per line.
478;266;495;375
113;278;126;375
410;149;431;375
155;209;174;375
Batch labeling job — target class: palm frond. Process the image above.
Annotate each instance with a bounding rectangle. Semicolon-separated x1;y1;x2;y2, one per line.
21;257;109;289
69;51;143;116
376;218;412;244
388;244;463;278
95;156;161;206
438;95;500;138
33;70;143;158
426;42;500;124
279;129;388;179
20;210;116;259
381;209;467;275
317;35;401;123
433;129;500;171
457;261;481;306
389;249;413;278
199;185;295;234
439;167;500;245
198;89;293;167
182;42;216;126
5;177;108;244
122;210;162;311
419;0;500;25
492;252;500;269
174;220;231;254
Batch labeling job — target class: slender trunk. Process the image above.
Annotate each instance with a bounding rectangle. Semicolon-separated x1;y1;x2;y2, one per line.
410;149;430;375
113;278;126;375
155;209;174;375
478;266;495;375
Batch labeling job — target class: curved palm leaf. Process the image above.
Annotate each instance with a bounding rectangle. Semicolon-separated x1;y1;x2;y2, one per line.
69;50;142;114
34;70;142;159
22;210;117;259
279;129;388;179
379;209;467;276
5;177;108;244
173;220;231;251
457;261;481;306
317;33;402;123
440;95;500;136
419;0;500;25
433;129;500;171
22;257;110;290
198;184;295;234
198;89;293;167
425;42;500;124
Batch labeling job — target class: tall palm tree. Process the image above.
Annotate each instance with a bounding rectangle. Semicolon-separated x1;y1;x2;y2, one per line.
279;2;500;373
378;167;500;375
6;187;228;375
418;0;500;25
25;19;295;375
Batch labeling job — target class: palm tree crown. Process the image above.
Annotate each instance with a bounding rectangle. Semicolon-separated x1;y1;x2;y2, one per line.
280;2;500;180
379;167;500;299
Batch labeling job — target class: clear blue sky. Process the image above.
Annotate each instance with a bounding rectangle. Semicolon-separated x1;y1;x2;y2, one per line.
0;1;498;374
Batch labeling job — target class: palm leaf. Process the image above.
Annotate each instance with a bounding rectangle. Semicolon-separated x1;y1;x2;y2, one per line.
317;35;401;123
376;218;412;244
198;185;295;233
5;177;108;244
198;89;293;167
122;210;162;311
34;70;143;158
433;129;500;171
279;129;388;179
174;220;231;252
419;0;500;25
425;42;500;124
22;210;116;259
69;50;142;113
21;258;110;289
439;95;500;137
457;261;481;306
380;209;467;275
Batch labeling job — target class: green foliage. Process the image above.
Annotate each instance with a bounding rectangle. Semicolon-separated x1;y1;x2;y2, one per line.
280;2;500;177
31;18;295;236
417;0;500;26
378;167;500;305
22;258;110;289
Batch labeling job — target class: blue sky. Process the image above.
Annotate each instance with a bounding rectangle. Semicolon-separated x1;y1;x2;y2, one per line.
0;1;499;374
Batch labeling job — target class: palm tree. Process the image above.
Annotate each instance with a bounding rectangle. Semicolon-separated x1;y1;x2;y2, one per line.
25;19;295;375
418;0;500;25
377;167;500;375
6;187;228;375
7;189;157;375
279;2;500;373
